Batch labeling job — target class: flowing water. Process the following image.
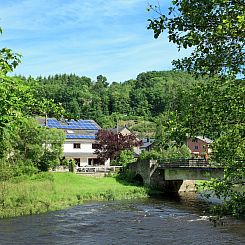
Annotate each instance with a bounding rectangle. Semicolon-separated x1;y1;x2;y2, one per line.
0;193;244;245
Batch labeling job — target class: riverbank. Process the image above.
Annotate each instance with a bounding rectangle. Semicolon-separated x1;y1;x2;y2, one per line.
0;172;148;218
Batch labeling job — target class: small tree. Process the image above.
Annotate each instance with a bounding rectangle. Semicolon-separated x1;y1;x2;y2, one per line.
7;118;65;173
95;130;142;162
112;150;136;167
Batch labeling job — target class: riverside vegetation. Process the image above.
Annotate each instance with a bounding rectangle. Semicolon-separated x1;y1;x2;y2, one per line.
0;172;148;218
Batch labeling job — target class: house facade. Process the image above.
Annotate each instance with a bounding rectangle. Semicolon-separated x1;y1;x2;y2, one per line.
186;136;213;159
40;118;109;168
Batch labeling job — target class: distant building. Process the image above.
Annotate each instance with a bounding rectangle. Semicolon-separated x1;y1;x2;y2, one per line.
186;136;213;159
38;118;110;168
108;126;132;136
140;138;155;152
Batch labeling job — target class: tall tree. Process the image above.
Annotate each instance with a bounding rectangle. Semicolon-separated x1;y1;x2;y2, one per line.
148;0;245;78
148;0;245;216
0;27;64;173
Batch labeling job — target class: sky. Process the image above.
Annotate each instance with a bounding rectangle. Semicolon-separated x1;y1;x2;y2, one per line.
0;0;190;83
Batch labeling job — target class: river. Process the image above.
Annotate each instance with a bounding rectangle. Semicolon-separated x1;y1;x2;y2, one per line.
0;193;244;245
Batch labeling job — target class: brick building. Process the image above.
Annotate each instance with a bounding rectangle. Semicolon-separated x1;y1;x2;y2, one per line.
186;136;213;159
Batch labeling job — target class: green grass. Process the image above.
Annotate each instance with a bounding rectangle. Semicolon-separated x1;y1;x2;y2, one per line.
0;172;148;218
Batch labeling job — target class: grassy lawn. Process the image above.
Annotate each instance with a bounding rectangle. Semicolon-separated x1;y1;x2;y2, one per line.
0;172;148;218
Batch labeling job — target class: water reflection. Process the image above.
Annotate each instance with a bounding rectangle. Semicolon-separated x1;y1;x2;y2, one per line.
0;193;244;245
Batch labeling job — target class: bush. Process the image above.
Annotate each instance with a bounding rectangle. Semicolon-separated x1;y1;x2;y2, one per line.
139;144;191;160
112;150;136;167
12;161;38;177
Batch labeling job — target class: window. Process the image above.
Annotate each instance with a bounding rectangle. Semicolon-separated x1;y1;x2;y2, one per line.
194;145;198;150
92;143;100;149
73;143;81;149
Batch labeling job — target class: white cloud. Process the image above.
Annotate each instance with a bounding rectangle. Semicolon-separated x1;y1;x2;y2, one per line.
0;0;147;31
2;0;189;82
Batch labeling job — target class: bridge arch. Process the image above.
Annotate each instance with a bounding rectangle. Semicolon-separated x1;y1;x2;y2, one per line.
133;173;144;185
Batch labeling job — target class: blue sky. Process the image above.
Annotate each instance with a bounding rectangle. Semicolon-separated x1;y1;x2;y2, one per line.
0;0;190;82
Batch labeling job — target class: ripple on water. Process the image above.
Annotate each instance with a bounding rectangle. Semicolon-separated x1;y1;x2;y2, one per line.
0;198;244;245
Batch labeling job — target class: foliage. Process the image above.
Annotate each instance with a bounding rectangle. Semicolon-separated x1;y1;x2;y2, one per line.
0;48;21;74
147;0;245;216
0;76;35;157
0;27;65;177
38;126;65;171
95;130;142;161
139;150;162;160
147;0;245;78
140;144;191;160
5;118;65;173
200;124;245;216
33;71;201;128
129;119;156;138
179;79;244;138
0;159;13;209
112;150;136;167
0;160;13;182
165;144;191;159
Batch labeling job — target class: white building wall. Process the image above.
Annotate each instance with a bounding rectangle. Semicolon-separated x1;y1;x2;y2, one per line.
63;140;110;167
64;142;94;153
104;158;110;167
80;157;89;166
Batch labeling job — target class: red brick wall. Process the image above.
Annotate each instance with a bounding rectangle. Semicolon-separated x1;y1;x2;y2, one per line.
186;138;209;158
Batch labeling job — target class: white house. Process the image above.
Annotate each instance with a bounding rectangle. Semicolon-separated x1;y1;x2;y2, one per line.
39;118;110;168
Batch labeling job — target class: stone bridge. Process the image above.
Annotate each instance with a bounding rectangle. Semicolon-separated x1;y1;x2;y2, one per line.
128;159;224;193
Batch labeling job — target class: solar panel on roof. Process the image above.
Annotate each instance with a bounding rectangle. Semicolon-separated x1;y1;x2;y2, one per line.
66;134;96;139
46;118;99;130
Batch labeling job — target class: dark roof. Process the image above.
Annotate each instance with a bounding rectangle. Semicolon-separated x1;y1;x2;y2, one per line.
140;138;155;149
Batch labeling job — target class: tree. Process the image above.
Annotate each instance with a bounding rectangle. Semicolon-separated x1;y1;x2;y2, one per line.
140;144;191;160
0;27;21;75
94;130;142;161
0;27;64;174
38;124;65;171
148;0;245;216
147;0;245;78
5;117;65;174
112;150;136;167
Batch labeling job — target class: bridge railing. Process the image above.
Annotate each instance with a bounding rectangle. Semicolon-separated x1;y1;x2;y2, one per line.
158;158;219;168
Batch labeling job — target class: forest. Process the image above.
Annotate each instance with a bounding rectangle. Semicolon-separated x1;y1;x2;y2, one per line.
18;71;205;137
